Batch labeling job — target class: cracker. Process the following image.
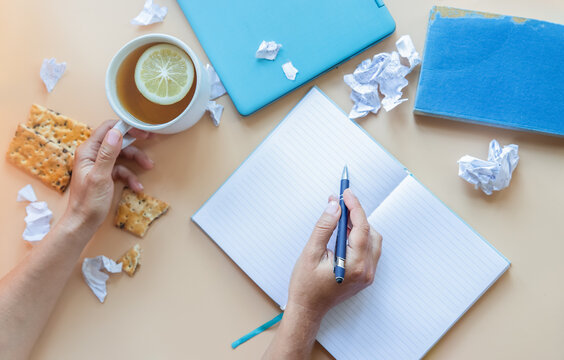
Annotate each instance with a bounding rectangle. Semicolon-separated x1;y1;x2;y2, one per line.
27;104;91;156
114;188;170;237
6;124;72;193
117;244;141;276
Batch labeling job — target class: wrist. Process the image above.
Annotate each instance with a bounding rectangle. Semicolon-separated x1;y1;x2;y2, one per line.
35;212;96;260
267;302;323;358
58;211;97;243
283;301;325;328
64;196;105;233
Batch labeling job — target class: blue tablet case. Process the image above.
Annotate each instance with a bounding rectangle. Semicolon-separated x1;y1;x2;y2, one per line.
176;0;395;116
414;7;564;136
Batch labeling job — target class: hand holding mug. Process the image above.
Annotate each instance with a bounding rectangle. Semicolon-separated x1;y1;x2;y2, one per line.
105;34;210;148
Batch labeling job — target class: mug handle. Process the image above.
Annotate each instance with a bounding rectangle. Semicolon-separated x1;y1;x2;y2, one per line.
112;120;136;149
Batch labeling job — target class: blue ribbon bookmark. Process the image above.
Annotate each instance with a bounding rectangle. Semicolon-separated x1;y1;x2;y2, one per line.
231;312;284;349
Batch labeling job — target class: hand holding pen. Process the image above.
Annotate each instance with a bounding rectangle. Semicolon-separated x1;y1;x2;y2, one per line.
282;188;383;322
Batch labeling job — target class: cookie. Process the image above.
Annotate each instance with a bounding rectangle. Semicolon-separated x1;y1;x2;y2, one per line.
7;124;72;192
114;187;170;237
27;104;91;156
117;244;141;276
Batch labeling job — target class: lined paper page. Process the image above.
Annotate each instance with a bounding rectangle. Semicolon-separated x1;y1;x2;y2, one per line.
193;87;407;306
317;175;509;359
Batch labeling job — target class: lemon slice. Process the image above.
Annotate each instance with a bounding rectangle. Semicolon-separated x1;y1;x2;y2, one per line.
134;44;194;105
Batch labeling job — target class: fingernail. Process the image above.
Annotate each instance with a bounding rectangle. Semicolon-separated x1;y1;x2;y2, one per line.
325;200;339;214
148;158;155;167
107;129;121;146
137;182;144;191
347;188;354;196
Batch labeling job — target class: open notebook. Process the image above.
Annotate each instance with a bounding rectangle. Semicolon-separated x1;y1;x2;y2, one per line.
193;87;509;359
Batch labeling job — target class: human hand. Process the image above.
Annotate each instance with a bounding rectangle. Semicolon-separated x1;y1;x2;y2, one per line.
286;189;382;321
63;120;154;233
264;190;382;359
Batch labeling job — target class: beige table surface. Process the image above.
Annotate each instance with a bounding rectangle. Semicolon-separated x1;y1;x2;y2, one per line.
1;0;563;359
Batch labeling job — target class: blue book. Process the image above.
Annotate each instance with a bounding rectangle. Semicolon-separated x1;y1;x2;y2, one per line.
414;6;564;136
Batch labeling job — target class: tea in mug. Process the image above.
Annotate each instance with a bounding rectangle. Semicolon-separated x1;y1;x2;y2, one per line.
116;43;197;125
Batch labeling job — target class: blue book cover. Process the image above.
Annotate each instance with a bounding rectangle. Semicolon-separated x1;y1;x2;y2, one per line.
414;6;564;136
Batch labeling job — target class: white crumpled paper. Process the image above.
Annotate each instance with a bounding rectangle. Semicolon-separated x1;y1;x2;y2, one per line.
82;256;123;303
205;65;226;125
344;34;421;119
206;64;226;100
17;185;52;242
17;184;37;202
131;0;167;26
458;140;519;195
255;41;282;60
282;61;298;81
23;202;53;242
206;101;224;127
40;58;66;93
396;35;421;71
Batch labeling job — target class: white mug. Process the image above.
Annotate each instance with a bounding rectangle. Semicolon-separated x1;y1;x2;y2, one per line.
105;33;210;148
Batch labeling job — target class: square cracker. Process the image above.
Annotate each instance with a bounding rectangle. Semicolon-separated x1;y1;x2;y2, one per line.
117;244;141;276
27;104;91;156
114;187;170;237
6;124;72;193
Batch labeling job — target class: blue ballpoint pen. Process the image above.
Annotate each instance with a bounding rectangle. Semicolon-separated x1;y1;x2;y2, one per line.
334;165;349;283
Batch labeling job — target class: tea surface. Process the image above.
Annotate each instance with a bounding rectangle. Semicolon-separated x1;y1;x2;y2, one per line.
116;43;196;125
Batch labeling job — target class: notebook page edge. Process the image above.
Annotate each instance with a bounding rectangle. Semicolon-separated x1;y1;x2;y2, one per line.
191;217;283;309
356;174;510;359
192;86;324;222
420;261;510;358
317;88;410;175
406;173;511;265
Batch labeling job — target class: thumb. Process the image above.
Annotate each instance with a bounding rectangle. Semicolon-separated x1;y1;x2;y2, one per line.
93;128;122;177
307;199;341;254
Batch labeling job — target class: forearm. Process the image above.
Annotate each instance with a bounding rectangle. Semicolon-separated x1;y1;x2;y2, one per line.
0;214;95;359
263;304;324;360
